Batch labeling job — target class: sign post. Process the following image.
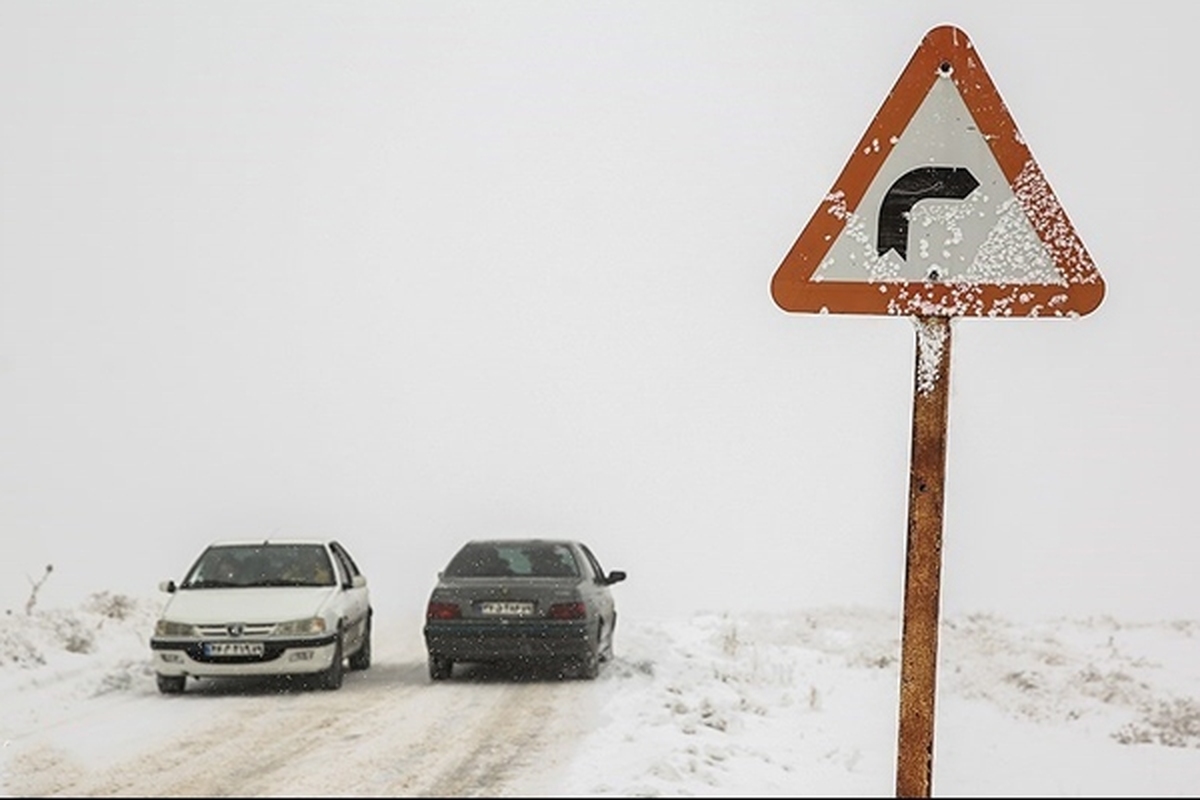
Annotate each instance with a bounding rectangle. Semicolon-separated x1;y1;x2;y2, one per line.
896;315;951;798
769;25;1104;797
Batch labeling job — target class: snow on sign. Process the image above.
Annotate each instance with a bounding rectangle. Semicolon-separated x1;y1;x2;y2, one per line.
771;25;1105;318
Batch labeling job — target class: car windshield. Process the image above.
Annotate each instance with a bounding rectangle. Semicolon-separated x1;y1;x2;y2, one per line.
181;544;337;589
444;542;580;578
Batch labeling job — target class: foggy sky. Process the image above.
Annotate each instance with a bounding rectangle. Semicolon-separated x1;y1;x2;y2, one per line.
1;2;1196;626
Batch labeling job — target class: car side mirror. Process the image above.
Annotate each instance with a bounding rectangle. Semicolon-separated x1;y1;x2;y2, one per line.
605;570;626;585
158;580;177;594
351;575;367;589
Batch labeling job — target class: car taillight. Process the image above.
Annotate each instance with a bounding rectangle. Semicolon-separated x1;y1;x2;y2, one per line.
426;601;461;620
548;601;586;620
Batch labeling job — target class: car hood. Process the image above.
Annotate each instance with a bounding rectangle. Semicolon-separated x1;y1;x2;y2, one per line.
160;586;338;624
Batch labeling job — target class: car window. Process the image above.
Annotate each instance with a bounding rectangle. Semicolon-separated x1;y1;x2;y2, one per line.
579;544;607;581
444;544;511;577
330;541;362;579
181;544;336;588
444;543;580;578
518;544;579;577
328;543;357;587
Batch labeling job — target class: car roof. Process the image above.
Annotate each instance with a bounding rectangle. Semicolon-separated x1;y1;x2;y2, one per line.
206;539;331;547
465;538;580;547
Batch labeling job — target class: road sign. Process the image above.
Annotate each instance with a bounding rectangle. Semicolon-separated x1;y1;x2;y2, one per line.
771;25;1105;318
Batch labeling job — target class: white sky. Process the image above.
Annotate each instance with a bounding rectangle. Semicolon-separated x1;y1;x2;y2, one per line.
1;2;1197;625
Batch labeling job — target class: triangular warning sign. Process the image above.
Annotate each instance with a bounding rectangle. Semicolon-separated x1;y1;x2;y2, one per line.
771;25;1105;318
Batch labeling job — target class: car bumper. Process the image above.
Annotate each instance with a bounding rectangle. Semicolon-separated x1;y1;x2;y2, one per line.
150;634;339;678
424;619;593;662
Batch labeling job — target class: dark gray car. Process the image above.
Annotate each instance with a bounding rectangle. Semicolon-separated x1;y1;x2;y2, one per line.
423;539;626;680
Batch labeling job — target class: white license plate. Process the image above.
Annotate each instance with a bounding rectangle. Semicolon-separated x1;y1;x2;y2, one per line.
204;641;265;657
479;601;535;616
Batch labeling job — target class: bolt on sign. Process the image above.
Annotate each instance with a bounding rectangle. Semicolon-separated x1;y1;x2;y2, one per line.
768;25;1104;798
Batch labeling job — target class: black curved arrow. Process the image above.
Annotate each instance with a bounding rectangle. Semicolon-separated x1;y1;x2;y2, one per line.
876;167;979;260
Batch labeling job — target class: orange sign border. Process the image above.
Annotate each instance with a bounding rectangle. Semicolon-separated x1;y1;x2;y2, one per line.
770;25;1105;318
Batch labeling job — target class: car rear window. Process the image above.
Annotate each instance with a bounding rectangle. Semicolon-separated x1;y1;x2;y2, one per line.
182;544;337;588
444;543;580;578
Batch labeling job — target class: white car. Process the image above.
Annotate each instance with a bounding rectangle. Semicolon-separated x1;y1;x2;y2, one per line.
150;539;372;694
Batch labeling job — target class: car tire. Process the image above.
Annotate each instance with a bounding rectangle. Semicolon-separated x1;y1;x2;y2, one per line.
576;624;601;680
156;674;186;694
577;649;600;680
428;653;453;681
600;614;616;662
348;616;372;671
319;633;345;690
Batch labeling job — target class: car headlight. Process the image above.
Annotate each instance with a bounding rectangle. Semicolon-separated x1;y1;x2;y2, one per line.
272;617;327;636
155;620;198;637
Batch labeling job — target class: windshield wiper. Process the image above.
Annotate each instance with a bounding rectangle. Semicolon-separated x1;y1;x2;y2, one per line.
182;579;243;589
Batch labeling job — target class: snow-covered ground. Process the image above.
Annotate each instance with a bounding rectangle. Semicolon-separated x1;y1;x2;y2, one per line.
2;593;1199;796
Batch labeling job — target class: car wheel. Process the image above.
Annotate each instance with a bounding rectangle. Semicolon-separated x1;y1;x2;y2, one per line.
156;674;186;694
348;616;372;671
577;649;600;680
428;653;453;681
319;632;344;690
600;614;616;662
576;624;601;680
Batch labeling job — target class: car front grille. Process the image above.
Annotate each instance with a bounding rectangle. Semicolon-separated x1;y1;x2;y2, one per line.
195;623;277;638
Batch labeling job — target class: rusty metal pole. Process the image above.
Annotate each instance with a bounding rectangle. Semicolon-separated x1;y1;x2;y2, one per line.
895;315;952;798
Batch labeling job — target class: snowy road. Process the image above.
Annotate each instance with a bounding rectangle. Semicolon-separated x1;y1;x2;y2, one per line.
3;619;590;797
6;598;1200;797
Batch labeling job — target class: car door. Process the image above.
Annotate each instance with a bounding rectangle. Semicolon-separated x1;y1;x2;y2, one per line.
329;541;371;652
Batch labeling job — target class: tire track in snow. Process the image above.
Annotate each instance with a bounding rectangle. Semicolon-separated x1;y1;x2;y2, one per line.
4;628;595;797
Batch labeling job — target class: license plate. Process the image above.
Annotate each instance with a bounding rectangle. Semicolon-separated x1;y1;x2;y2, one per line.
479;601;534;616
204;641;265;657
